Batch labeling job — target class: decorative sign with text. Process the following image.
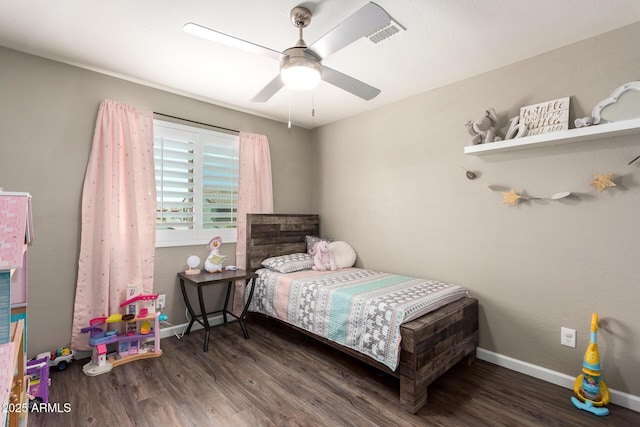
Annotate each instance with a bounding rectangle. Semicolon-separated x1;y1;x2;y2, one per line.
519;97;570;137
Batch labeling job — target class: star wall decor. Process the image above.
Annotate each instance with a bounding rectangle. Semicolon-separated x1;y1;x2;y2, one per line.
502;189;521;206
462;152;639;207
589;173;616;192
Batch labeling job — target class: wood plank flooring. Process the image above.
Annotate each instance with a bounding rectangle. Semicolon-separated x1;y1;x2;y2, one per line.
29;318;639;426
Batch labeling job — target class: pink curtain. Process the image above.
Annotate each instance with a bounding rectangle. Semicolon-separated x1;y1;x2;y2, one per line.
232;132;273;315
70;100;156;351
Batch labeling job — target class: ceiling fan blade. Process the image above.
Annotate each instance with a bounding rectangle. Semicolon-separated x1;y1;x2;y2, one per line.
321;66;380;101
306;2;391;60
251;74;285;102
184;22;284;62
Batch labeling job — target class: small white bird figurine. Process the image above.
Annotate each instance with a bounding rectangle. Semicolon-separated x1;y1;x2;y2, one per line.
204;236;227;273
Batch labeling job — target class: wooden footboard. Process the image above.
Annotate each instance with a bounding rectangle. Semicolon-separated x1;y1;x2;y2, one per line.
245;214;479;414
398;297;479;413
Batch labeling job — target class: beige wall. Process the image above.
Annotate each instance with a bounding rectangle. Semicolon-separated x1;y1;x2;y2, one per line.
1;21;638;398
312;23;640;396
0;47;315;356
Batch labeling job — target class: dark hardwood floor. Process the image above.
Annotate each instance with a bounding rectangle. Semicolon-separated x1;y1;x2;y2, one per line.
29;318;639;426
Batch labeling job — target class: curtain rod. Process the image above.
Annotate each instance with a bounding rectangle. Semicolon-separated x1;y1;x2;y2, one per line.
153;112;239;134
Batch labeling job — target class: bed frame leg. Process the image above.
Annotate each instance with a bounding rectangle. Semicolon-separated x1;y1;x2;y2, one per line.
400;350;476;413
400;375;425;414
459;351;476;367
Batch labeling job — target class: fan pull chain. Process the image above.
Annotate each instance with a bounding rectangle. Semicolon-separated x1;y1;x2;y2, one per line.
312;90;315;117
288;87;292;129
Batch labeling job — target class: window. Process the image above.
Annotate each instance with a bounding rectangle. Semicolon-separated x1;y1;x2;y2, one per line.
153;119;239;247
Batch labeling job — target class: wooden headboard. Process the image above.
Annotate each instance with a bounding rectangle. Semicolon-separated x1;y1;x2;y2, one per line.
246;214;320;272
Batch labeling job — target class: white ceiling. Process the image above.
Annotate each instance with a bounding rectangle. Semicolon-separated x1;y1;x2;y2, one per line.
1;1;639;129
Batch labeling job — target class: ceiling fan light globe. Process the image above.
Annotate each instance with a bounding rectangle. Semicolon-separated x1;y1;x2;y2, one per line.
281;65;321;90
280;51;322;90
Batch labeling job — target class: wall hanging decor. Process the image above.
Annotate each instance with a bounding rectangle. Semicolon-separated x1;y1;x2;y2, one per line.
462;152;640;207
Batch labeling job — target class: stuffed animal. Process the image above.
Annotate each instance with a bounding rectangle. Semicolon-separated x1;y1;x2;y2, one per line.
575;116;594;128
204;236;227;273
311;240;336;271
465;108;502;145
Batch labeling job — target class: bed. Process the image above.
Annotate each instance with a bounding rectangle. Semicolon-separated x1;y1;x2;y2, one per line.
245;214;479;413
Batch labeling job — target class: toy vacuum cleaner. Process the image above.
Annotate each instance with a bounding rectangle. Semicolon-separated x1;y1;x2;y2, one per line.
570;312;610;416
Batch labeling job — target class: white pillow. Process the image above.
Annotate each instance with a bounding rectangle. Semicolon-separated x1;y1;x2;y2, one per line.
329;241;356;269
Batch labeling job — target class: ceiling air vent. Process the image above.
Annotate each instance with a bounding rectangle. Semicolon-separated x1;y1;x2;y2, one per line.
367;19;406;44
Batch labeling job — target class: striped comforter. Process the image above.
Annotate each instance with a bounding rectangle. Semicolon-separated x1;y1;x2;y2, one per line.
248;267;469;370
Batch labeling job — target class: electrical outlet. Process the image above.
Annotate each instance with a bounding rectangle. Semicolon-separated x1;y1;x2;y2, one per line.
156;294;166;313
561;327;576;348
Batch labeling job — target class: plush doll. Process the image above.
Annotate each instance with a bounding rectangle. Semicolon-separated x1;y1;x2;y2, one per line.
465;108;502;145
311;240;337;271
575;116;594;128
204;236;227;273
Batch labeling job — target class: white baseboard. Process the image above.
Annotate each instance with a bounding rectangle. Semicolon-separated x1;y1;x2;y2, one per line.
477;348;640;413
158;314;226;340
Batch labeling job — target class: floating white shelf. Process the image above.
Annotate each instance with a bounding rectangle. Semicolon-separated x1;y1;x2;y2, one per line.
463;118;640;155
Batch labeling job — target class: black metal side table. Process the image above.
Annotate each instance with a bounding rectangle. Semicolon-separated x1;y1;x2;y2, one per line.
177;269;257;352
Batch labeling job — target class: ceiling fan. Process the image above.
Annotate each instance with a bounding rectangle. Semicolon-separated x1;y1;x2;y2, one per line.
183;2;396;103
